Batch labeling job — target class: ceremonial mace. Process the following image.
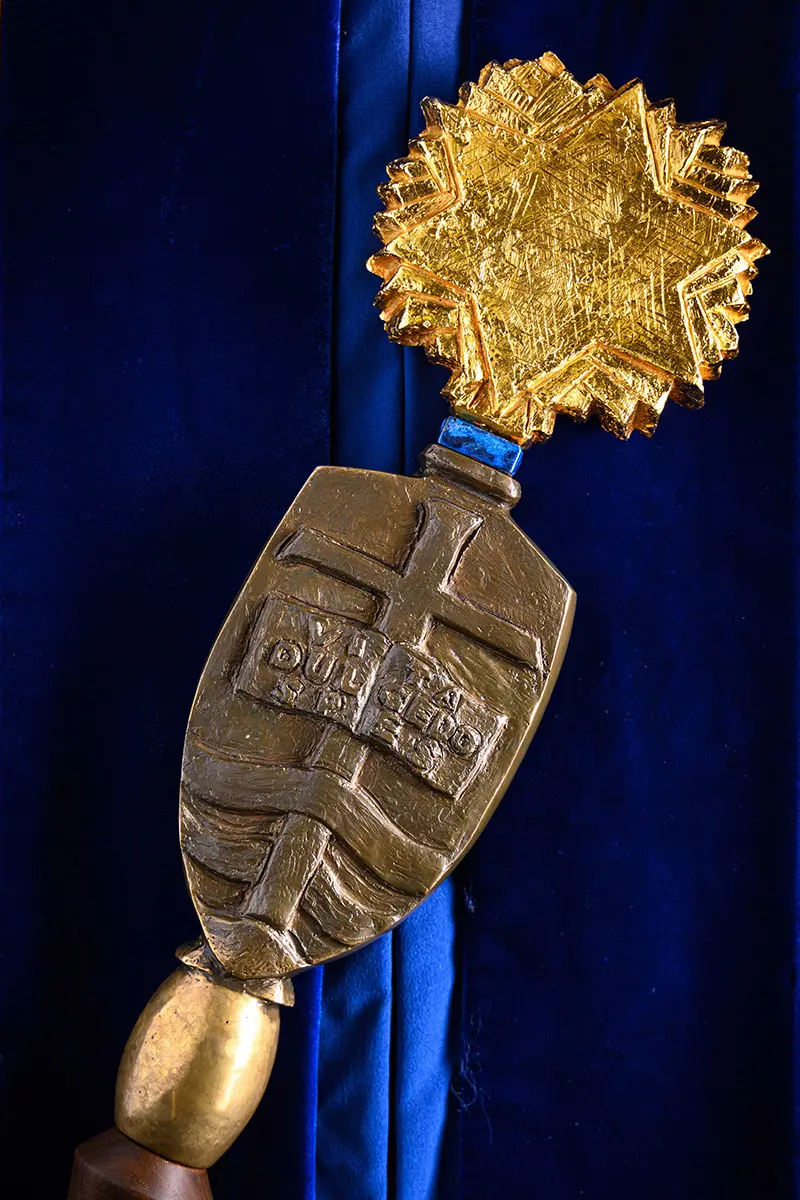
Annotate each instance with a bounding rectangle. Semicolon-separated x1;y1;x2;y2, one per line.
68;53;765;1199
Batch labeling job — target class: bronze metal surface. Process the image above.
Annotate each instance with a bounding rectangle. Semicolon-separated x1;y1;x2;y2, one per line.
180;450;574;986
369;52;767;444
115;966;280;1169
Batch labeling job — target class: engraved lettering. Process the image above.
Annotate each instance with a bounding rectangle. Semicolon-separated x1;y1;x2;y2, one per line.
379;683;413;714
450;725;483;757
315;689;347;718
305;649;336;684
338;662;369;695
358;643;504;796
269;677;304;707
406;695;437;732
236;597;506;798
309;617;339;646
406;735;443;774
428;710;456;740
435;687;460;714
371;712;401;748
269;639;303;671
237;597;391;732
348;632;370;659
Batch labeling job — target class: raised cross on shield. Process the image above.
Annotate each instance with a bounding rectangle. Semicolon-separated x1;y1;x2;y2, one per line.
180;448;574;986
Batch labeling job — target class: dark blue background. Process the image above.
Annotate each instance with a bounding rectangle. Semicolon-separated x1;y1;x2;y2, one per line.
2;2;796;1198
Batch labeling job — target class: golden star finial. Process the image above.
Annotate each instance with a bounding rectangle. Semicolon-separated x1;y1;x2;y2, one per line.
368;53;767;445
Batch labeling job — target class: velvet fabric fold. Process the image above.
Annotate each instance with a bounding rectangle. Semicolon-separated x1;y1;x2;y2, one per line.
321;4;464;1197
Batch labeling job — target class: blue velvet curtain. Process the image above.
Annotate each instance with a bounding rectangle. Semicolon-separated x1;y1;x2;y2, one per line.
2;2;796;1198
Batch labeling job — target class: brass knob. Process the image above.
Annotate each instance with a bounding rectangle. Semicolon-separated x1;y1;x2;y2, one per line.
115;965;279;1169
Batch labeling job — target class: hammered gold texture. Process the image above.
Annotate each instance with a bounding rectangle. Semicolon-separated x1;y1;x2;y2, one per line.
368;52;767;445
180;449;574;985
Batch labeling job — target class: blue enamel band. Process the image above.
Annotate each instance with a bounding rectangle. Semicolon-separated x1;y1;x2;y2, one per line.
437;415;523;476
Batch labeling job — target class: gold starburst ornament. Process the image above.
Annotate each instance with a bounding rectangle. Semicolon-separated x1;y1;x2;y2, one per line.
369;52;766;444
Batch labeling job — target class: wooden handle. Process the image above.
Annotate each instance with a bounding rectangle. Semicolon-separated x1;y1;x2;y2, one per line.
68;1129;213;1200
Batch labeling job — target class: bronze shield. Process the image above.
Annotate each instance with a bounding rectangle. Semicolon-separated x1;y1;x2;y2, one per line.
180;445;574;984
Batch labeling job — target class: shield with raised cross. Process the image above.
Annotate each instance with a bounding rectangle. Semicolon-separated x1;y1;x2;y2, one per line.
180;444;574;990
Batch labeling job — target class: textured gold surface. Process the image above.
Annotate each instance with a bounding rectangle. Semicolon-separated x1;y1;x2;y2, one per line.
369;52;767;444
115;966;279;1169
180;449;574;984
